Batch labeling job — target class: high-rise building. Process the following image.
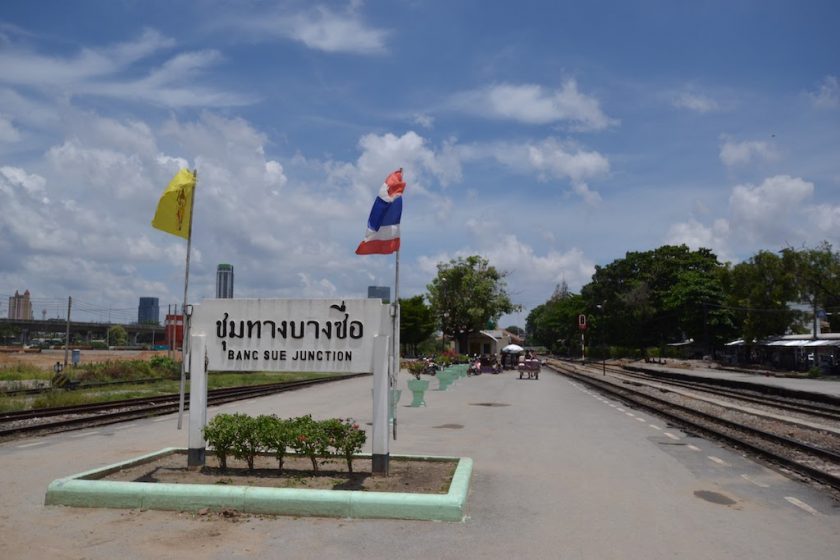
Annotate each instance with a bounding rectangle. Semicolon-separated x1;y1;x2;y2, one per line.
138;297;160;324
367;286;390;303
216;264;234;298
8;290;33;319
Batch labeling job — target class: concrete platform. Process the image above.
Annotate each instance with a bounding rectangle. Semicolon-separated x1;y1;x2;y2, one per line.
1;369;838;559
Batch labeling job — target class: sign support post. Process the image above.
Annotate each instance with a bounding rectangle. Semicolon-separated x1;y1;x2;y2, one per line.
372;334;390;475
187;334;207;467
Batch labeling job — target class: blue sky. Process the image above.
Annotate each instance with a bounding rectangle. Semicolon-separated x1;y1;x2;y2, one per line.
0;0;838;327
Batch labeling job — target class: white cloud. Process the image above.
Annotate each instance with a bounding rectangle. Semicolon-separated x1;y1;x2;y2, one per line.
450;80;616;130
809;75;839;109
0;166;46;197
729;175;813;244
223;6;389;55
666;174;840;263
412;113;434;129
0;30;251;108
665;218;733;262
462;138;609;202
46;140;152;200
0;28;174;87
673;92;719;113
0;115;21;142
415;236;596;316
811;203;840;235
719;138;779;167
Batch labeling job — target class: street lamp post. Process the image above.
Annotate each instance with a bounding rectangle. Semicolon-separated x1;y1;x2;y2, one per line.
595;304;606;375
441;312;449;354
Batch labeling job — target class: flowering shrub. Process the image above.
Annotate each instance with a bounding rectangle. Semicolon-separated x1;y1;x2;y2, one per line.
287;414;329;471
406;360;427;379
321;418;367;472
257;414;292;472
202;413;239;469
204;413;368;473
230;414;262;470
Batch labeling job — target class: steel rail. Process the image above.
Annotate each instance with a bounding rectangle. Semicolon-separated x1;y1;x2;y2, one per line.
616;367;840;422
0;373;369;439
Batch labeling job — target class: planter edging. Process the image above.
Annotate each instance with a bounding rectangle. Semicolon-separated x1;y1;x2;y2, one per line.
45;447;472;522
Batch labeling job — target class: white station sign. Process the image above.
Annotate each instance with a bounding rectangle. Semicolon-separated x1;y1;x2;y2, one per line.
189;298;389;373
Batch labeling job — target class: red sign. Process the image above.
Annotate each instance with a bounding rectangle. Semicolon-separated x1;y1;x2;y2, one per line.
578;314;588;331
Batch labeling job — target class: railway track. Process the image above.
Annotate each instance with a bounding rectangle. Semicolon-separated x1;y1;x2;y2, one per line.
0;373;369;440
547;359;840;493
593;362;840;424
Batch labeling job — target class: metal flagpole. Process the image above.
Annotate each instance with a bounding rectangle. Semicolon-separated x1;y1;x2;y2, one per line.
177;169;197;430
391;249;400;440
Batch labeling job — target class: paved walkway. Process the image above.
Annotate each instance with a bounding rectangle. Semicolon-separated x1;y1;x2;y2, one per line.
1;370;838;559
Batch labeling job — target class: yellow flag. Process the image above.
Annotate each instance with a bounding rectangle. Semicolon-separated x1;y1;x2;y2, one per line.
151;169;196;239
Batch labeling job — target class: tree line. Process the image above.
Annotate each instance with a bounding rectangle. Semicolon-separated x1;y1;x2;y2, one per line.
526;243;840;358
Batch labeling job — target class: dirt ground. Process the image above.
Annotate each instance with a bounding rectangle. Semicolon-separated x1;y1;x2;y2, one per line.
100;451;456;494
0;348;174;371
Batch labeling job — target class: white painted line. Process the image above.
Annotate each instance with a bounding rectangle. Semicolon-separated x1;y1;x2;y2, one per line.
687;444;701;451
708;456;730;466
664;432;680;440
17;441;48;449
635;417;647;422
114;423;139;430
785;497;819;515
625;412;635;417
69;431;101;438
152;417;171;423
609;404;617;408
616;407;626;412
649;424;662;430
741;474;770;488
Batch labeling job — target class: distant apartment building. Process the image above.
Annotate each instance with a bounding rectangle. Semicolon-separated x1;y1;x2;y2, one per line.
367;285;390;303
138;297;160;324
216;264;234;298
8;290;33;320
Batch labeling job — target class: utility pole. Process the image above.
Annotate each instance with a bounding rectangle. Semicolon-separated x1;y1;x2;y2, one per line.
64;296;72;368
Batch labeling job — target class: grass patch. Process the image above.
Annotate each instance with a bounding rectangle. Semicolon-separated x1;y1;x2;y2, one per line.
0;372;337;412
0;364;53;382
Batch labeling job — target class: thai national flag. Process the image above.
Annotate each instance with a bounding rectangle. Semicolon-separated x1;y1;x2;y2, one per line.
355;169;406;255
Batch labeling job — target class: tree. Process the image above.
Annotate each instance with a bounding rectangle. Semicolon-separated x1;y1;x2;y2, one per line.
721;250;797;343
108;325;128;346
426;255;521;353
581;245;729;352
505;325;525;337
780;243;840;335
526;289;584;355
399;295;436;357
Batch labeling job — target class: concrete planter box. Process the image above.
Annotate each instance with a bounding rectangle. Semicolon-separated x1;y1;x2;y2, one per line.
45;448;472;522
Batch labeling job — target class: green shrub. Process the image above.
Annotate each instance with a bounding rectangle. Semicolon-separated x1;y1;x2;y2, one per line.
257;415;292;472
288;415;328;471
406;360;426;379
203;413;367;473
203;413;239;469
149;355;179;376
322;418;367;472
230;414;262;470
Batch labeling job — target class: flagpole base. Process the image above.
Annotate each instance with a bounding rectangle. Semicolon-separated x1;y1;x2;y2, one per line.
187;448;205;468
372;453;389;476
